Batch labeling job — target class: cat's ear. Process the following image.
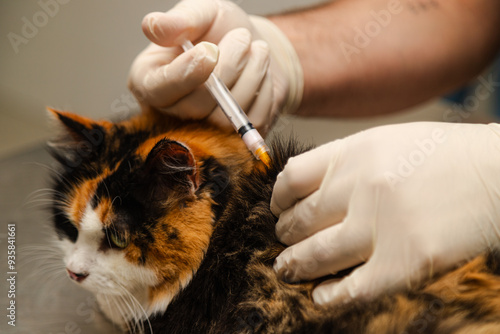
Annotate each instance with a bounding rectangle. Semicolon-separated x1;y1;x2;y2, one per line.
47;107;110;146
141;139;200;200
47;107;110;169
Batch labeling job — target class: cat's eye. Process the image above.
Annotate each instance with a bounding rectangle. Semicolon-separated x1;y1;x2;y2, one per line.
109;231;129;249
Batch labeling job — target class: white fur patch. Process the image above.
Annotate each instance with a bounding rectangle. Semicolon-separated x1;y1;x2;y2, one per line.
59;204;159;332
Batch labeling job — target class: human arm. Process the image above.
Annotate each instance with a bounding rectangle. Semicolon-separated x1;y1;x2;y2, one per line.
269;0;500;117
128;0;500;126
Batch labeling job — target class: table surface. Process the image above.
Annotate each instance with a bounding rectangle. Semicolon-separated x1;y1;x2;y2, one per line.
0;145;121;334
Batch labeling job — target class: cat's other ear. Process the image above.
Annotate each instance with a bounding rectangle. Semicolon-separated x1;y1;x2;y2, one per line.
141;139;200;201
47;107;111;169
47;107;111;146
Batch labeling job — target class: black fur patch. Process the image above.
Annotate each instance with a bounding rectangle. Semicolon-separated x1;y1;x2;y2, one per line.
53;209;78;242
486;249;500;276
198;157;232;223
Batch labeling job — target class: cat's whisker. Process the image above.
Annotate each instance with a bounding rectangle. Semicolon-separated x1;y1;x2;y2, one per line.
117;294;142;333
114;282;152;334
24;197;55;205
24;188;58;201
24;192;72;215
23;198;58;209
102;293;112;317
95;277;145;334
29;264;66;280
23;188;70;210
28;268;67;289
26;187;60;196
20;257;63;271
41;212;66;224
105;295;133;333
20;253;63;268
20;255;62;270
29;161;73;189
98;173;111;198
40;229;61;240
104;228;113;249
19;245;67;286
22;265;64;284
113;294;136;333
101;293;124;332
20;244;63;258
30;192;71;206
20;243;63;255
111;195;123;207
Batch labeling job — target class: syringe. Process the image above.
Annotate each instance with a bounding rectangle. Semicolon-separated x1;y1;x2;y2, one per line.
182;40;271;168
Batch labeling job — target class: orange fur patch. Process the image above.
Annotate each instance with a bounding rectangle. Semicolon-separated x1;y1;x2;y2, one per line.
147;192;216;307
95;197;112;226
128;110;258;175
69;178;99;226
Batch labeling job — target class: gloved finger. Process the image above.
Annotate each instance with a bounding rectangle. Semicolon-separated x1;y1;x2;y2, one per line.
142;0;218;46
311;257;404;305
129;42;219;110
164;28;252;120
274;217;372;282
309;187;409;306
270;141;342;217
275;139;378;245
276;187;345;245
214;28;252;88
208;39;270;131
229;40;270;112
246;68;274;136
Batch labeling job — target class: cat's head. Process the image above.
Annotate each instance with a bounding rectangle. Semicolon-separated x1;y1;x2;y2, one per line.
48;109;252;324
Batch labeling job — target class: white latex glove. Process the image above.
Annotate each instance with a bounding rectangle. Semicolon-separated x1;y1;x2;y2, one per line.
127;0;303;135
270;122;500;305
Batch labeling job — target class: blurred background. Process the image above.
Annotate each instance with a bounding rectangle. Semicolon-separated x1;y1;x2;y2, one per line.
0;1;498;333
1;0;497;159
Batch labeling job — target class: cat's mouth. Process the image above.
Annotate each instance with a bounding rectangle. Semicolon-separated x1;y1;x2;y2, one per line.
65;268;121;295
66;268;89;283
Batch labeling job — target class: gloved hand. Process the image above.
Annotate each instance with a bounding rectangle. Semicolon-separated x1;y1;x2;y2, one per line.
271;122;500;305
127;0;303;135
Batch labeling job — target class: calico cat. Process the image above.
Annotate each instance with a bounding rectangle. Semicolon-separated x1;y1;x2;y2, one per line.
48;108;500;334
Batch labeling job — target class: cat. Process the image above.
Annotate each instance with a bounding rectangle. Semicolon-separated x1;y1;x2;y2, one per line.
48;107;500;334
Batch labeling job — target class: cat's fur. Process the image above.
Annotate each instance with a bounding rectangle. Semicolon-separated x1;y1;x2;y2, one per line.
49;108;500;334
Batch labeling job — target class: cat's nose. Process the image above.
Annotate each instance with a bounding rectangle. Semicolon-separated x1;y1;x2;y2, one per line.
66;268;89;282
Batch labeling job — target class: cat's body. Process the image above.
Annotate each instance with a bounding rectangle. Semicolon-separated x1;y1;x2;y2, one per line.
49;109;500;334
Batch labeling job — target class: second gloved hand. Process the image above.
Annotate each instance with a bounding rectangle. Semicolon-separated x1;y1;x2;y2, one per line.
270;122;500;305
127;0;303;135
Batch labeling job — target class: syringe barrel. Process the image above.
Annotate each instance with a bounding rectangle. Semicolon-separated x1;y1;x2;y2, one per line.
205;74;250;132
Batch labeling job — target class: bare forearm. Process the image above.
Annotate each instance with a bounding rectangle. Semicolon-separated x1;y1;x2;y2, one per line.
270;0;500;118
